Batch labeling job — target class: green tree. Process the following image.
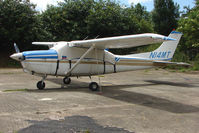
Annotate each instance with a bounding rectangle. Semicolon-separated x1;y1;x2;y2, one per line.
134;3;151;21
41;0;96;41
133;3;153;33
40;0;154;55
41;0;153;45
0;0;47;52
177;0;199;60
152;0;180;35
86;0;140;38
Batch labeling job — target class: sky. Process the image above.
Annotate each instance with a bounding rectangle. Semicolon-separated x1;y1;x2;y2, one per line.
124;0;195;11
30;0;195;12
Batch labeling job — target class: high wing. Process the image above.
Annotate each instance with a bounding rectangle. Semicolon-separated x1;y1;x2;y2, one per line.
32;42;57;46
32;42;57;48
69;33;176;49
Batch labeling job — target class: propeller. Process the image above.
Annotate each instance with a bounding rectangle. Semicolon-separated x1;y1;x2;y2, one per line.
14;43;20;53
10;43;25;61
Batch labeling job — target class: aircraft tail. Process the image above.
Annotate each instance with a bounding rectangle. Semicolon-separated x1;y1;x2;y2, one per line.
128;31;183;61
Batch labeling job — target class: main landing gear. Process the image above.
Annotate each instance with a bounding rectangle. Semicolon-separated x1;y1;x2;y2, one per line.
63;77;99;91
89;82;99;91
63;77;71;84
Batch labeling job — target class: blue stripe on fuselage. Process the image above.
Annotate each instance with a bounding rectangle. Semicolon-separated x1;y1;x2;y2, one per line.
23;49;58;59
23;49;57;56
25;56;58;59
116;57;172;61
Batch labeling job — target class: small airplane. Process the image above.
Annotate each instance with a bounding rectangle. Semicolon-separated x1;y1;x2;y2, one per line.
10;30;189;91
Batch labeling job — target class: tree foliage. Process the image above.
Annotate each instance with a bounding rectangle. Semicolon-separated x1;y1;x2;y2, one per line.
177;0;199;60
0;0;153;54
152;0;180;35
0;0;49;52
41;0;153;42
40;0;153;54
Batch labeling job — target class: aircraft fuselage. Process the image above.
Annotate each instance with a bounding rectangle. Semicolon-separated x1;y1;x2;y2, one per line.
21;43;153;76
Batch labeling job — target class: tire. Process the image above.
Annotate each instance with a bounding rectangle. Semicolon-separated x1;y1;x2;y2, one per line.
63;77;71;84
89;82;99;91
37;81;45;90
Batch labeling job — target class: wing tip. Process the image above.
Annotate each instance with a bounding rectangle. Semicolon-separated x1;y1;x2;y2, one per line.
171;31;183;34
164;37;176;41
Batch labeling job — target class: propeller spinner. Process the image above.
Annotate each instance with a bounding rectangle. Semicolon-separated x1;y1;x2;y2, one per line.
10;43;25;61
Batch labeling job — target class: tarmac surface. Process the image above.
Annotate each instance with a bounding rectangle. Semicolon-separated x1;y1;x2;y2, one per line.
0;68;199;133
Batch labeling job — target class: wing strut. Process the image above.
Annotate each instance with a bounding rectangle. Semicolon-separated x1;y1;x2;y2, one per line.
65;45;95;76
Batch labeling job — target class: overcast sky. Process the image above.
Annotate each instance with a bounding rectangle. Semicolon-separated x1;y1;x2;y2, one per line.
29;0;195;12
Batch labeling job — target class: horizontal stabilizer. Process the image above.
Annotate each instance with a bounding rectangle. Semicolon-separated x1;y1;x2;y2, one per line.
153;61;190;66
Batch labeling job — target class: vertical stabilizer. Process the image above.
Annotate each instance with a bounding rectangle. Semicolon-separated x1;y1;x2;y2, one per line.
127;31;183;61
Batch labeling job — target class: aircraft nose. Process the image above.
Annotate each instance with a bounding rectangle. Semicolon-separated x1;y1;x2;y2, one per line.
10;53;24;61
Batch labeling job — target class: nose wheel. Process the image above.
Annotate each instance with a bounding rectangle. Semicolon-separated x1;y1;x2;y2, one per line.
89;82;99;91
37;75;47;90
37;81;45;90
63;77;71;84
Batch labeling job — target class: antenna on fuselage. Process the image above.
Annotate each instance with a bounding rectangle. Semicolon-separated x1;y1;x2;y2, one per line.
94;35;100;39
83;36;89;40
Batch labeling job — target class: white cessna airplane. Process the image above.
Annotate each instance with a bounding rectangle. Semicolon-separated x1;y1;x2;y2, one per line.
10;30;188;91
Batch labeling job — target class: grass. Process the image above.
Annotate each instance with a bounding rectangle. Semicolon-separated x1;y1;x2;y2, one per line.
0;71;23;75
97;75;105;77
3;88;28;92
164;61;198;73
0;72;16;74
169;70;176;72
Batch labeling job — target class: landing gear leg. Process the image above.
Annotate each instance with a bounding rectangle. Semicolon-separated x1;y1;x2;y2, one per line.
37;75;47;90
63;77;71;84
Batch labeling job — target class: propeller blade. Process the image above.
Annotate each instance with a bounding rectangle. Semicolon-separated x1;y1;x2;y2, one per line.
14;43;20;53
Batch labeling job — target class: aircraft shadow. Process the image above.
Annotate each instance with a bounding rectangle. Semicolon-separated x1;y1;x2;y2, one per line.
101;85;199;113
28;78;199;114
144;80;198;88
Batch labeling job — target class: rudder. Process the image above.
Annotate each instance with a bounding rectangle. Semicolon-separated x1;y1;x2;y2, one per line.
150;31;182;60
